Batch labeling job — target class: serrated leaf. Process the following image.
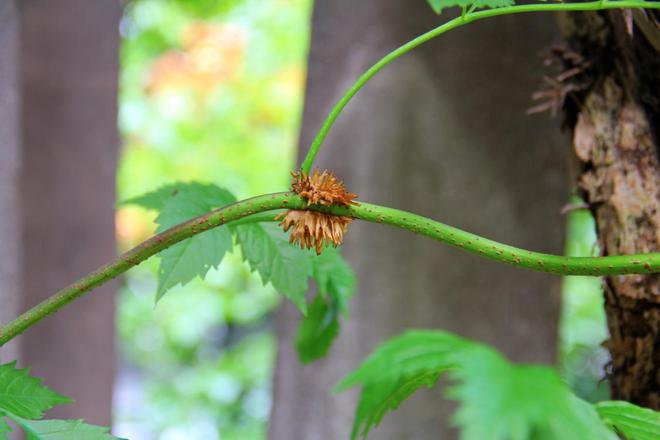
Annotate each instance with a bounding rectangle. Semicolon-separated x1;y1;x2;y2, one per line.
426;0;514;14
595;401;660;440
295;295;340;364
447;344;617;440
0;362;72;420
338;330;617;440
234;223;310;313
295;248;356;363
337;331;465;438
119;183;181;210
151;183;236;302
472;0;515;10
11;417;120;440
154;183;236;220
310;247;356;313
351;370;441;439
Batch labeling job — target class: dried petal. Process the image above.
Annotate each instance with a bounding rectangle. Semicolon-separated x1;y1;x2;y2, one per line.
291;169;359;207
276;210;353;255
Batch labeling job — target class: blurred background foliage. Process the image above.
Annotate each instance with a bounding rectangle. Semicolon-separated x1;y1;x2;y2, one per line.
115;0;311;438
559;202;610;403
114;0;609;438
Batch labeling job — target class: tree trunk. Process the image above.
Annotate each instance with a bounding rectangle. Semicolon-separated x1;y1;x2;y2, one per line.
558;11;660;409
15;0;120;425
0;0;21;363
269;2;566;438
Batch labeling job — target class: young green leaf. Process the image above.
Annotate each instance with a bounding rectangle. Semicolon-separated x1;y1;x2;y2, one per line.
595;400;660;440
295;295;340;364
135;183;237;302
234;223;311;313
0;362;72;420
11;417;119;440
338;330;618;440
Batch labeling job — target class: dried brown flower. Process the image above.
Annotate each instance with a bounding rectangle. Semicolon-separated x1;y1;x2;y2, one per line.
276;210;353;255
291;169;359;207
278;169;358;255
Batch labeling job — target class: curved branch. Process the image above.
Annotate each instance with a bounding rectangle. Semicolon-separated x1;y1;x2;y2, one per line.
0;193;297;347
299;0;660;174
1;192;658;346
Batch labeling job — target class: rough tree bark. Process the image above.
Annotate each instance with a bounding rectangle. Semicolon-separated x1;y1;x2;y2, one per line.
15;0;120;425
558;11;660;408
269;2;566;439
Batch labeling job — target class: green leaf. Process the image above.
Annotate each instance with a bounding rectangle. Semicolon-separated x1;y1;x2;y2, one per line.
119;183;182;210
337;331;465;438
150;183;236;301
351;370;441;439
11;417;119;440
338;330;617;440
295;248;356;363
595;401;660;440
234;223;310;313
447;345;617;440
0;362;72;420
472;0;515;10
425;0;514;14
310;247;356;314
0;417;11;439
295;295;340;364
427;0;444;13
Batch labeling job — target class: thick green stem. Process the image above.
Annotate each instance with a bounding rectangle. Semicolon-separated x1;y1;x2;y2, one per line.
0;193;294;347
1;192;658;346
299;0;660;174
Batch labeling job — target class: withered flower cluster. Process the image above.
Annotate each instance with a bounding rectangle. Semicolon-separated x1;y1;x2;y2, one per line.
291;169;358;207
276;210;353;255
277;169;358;255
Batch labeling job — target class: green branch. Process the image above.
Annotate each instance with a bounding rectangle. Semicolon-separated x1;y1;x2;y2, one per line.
300;0;660;174
0;193;293;347
1;192;658;346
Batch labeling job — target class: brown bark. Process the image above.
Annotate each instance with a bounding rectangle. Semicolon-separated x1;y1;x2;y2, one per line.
558;12;660;408
17;0;120;425
269;2;565;438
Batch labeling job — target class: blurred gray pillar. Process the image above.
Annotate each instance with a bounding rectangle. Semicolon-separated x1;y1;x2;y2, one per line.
0;0;21;363
270;2;566;439
17;0;120;426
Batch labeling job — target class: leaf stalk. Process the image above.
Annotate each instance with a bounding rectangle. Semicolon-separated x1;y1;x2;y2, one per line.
299;0;660;174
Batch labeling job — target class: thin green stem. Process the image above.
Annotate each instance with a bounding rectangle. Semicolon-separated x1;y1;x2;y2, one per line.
300;0;660;174
228;210;285;226
0;193;295;347
1;192;658;346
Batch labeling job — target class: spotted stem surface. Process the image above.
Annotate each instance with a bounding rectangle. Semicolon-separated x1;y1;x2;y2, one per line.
1;192;658;346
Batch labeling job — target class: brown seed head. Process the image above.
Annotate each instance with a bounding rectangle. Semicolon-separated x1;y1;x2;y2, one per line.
291;169;359;207
276;210;353;255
